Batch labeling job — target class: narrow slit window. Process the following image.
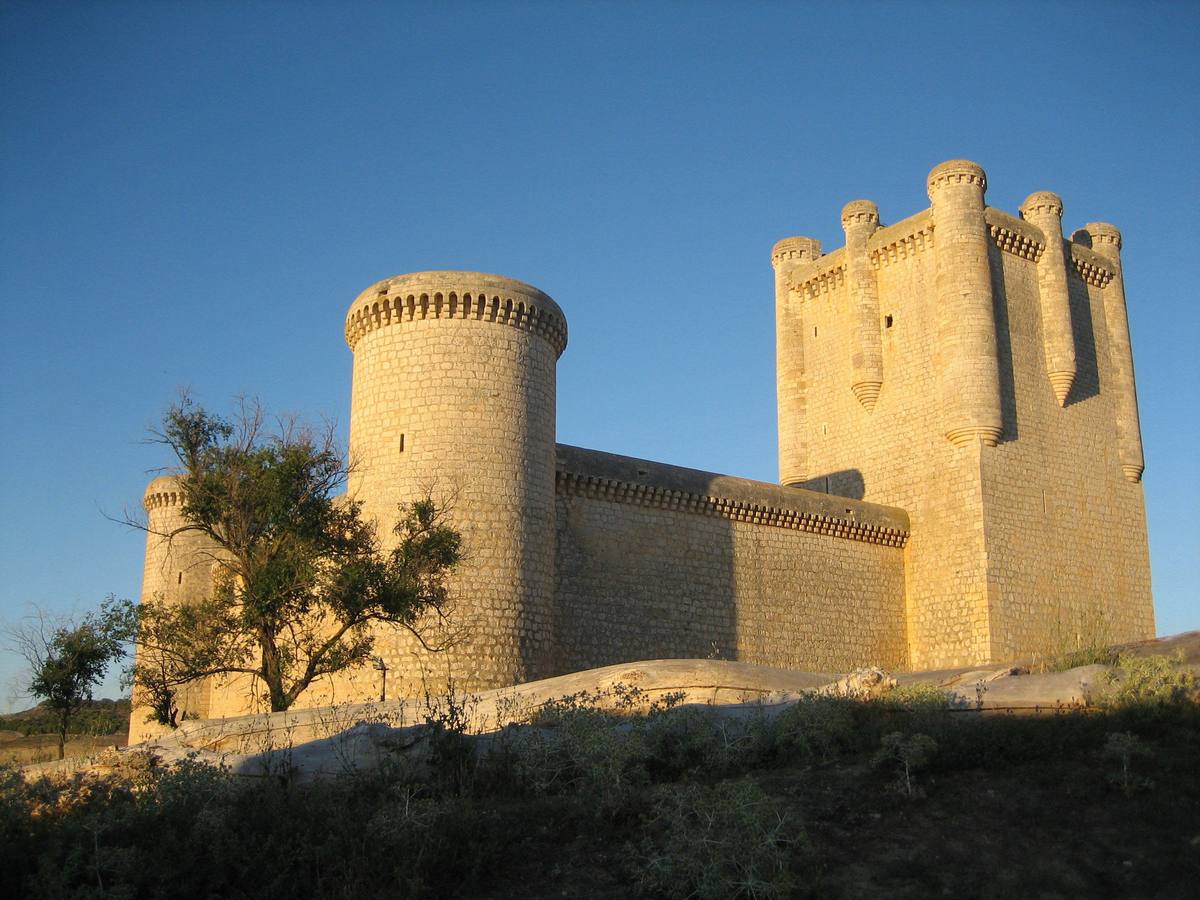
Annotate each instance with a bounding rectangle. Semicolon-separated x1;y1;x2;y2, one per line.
813;326;818;337
399;434;405;452
177;572;183;585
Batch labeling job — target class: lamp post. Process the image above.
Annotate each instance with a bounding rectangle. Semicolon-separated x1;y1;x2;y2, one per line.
372;655;388;703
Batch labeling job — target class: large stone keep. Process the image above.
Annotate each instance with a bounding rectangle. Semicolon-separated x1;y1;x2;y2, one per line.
131;160;1154;738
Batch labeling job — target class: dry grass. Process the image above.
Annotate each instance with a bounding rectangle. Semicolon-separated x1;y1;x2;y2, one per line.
0;731;127;766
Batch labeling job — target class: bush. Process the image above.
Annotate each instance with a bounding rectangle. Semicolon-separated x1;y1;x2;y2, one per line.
500;706;650;816
1102;731;1153;794
879;682;952;710
1102;652;1197;711
636;779;800;899
765;694;857;764
873;731;938;797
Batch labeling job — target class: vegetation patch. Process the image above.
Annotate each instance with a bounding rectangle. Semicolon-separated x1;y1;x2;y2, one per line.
3;657;1198;898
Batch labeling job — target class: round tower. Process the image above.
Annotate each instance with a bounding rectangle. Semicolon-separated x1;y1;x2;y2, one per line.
129;476;219;742
344;271;567;692
1083;223;1145;483
772;236;821;487
841;200;884;411
927;159;1003;447
1019;191;1077;406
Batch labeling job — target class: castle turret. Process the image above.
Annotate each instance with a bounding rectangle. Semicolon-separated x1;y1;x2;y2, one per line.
841;200;884;411
1084;223;1145;482
1020;191;1077;406
927;160;1003;446
129;476;220;742
344;271;567;690
772;237;822;486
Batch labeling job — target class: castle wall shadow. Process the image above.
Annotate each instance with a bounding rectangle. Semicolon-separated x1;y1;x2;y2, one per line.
988;244;1020;443
1064;254;1102;406
801;469;866;501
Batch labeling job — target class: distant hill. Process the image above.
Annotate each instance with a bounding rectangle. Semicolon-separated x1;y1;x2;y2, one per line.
0;697;130;737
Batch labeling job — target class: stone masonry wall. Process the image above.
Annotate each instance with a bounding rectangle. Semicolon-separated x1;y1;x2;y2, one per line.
553;445;910;674
781;176;1154;668
342;272;565;699
790;212;994;669
978;238;1154;657
129;477;221;743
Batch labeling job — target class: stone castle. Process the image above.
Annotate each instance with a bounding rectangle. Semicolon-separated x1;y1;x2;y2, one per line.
130;160;1154;737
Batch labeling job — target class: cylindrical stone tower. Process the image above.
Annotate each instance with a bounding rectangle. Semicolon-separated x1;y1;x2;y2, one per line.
343;271;567;692
841;200;884;411
772;237;822;486
927;160;1003;447
129;476;220;742
1084;224;1145;482
1020;191;1077;406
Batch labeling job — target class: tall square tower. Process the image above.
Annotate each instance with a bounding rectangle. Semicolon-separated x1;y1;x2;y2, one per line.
773;160;1154;668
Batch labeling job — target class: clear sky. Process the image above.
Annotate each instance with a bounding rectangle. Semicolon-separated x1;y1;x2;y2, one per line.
1;1;1197;710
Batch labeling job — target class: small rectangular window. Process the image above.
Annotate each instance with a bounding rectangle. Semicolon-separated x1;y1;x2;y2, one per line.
885;315;894;328
399;434;405;452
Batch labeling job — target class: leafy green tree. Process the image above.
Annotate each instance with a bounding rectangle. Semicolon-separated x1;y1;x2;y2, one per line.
132;397;462;718
7;597;137;759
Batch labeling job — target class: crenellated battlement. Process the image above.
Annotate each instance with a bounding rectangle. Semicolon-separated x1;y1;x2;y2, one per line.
1085;222;1122;252
773;163;1128;434
771;236;823;269
927;159;987;194
143;476;184;511
787;250;847;301
1021;191;1064;219
841;199;880;229
868;211;934;270
345;271;568;357
556;444;909;548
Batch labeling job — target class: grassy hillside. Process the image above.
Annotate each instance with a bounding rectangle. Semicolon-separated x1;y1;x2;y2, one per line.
0;698;130;737
2;656;1197;899
0;699;129;766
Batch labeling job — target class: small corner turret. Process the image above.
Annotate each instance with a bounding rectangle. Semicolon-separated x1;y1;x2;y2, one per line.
841;200;884;412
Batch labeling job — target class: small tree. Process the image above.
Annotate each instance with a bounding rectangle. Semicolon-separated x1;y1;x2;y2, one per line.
873;731;938;797
7;597;137;759
132;396;463;718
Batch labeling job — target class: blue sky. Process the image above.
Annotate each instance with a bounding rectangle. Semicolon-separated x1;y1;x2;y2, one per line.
1;1;1196;709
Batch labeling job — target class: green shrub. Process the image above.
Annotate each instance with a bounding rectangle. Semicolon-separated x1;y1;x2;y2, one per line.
1033;606;1118;673
879;682;952;710
636;779;800;899
873;731;938;797
1102;652;1197;710
766;694;857;764
1102;731;1153;794
499;706;650;816
641;706;751;779
420;680;478;795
